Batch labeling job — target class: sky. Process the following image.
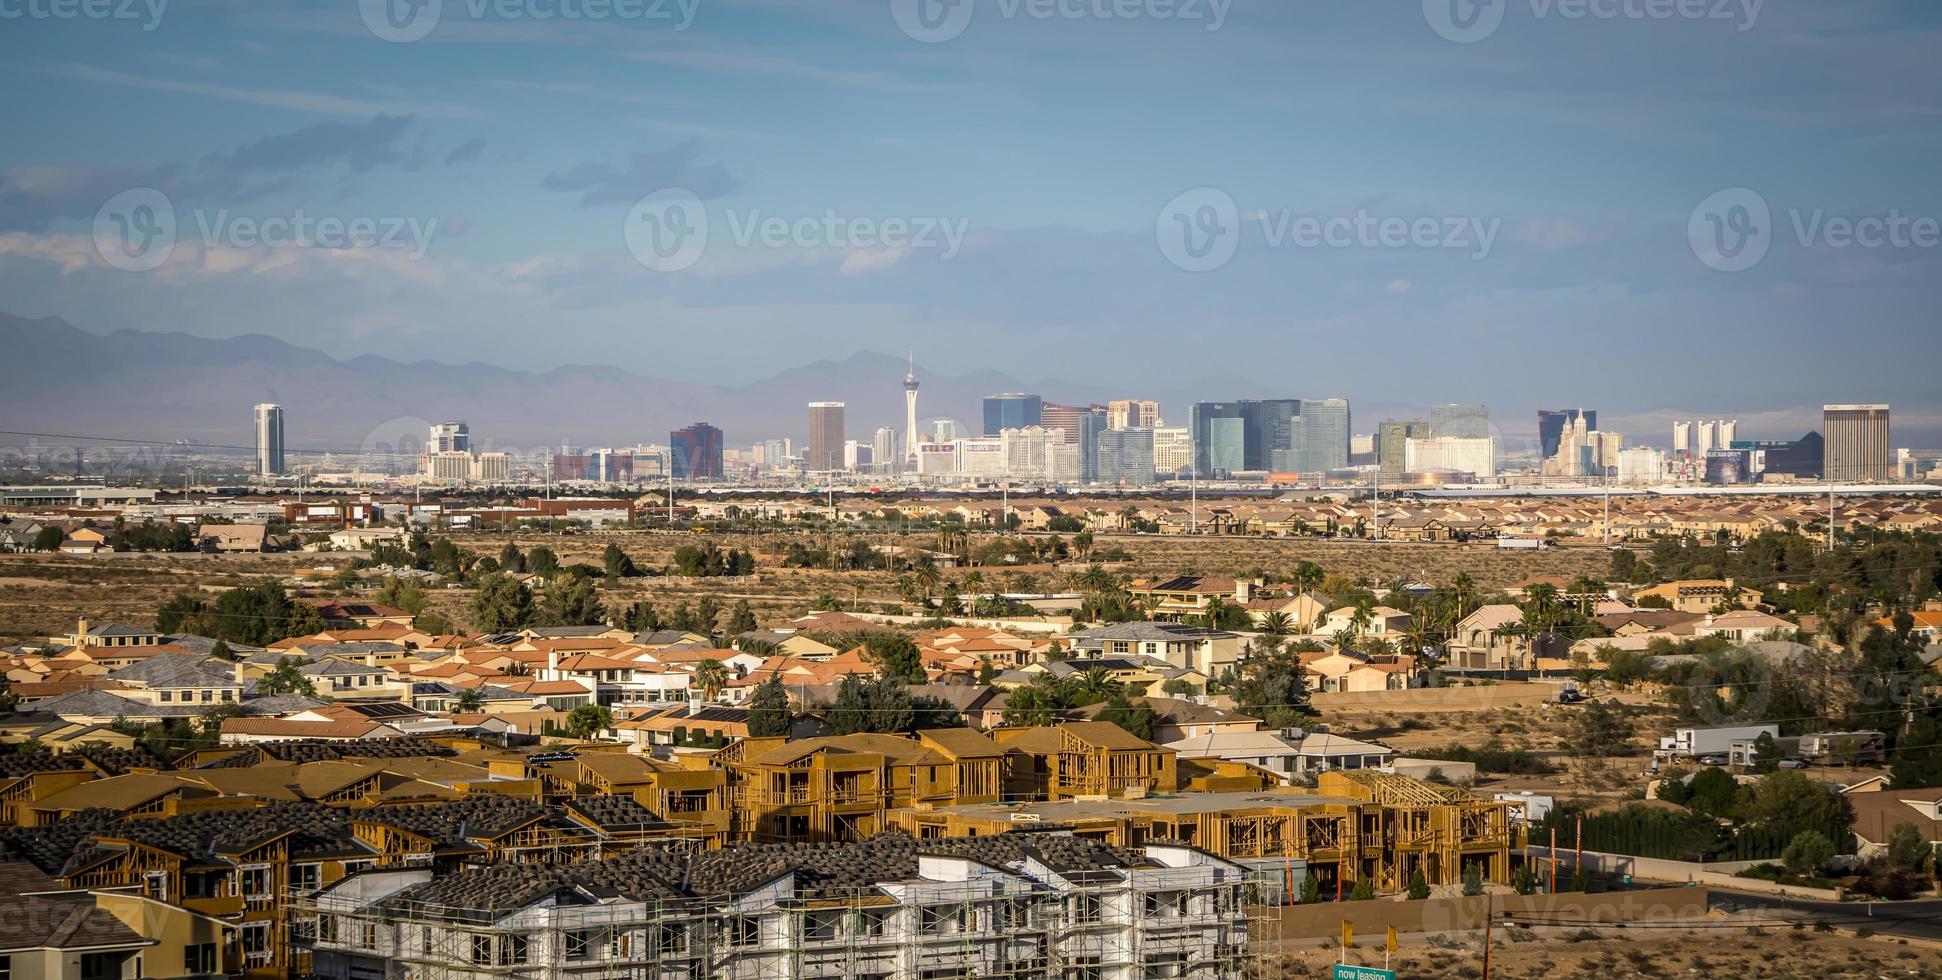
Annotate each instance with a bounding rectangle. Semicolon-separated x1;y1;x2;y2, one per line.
2;0;1939;443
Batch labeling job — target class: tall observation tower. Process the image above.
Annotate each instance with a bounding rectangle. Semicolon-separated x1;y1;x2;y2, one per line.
903;353;921;471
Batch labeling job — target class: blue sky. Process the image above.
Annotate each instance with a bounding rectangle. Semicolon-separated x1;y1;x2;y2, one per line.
3;0;1940;442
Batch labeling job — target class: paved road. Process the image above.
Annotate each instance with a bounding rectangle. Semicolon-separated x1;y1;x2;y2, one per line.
1708;887;1942;942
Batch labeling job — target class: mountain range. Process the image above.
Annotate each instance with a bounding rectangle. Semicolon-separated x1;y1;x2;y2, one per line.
0;313;1203;454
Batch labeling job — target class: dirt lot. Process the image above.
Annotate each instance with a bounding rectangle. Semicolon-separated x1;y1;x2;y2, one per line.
1266;922;1942;979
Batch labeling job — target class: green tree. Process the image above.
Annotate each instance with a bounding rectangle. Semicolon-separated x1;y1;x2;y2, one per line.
1886;822;1932;874
1001;686;1058;727
1511;864;1538;895
1298;873;1322;905
258;656;316;697
1685;767;1741;819
602;542;639;581
1569;864;1591;893
374;576;428;616
538;574;603;627
1738;770;1854;845
1462;864;1484;896
1096;695;1157;742
527;546;560;578
746;676;793;737
829;675;915;735
614;600;663;634
1230;648;1313;729
33;525;64;551
470;573;534;631
693;659;729;702
1751;731;1783;774
565;704;614;740
863;632;926;684
1782;830;1835;877
455;688;484;712
498;540;526;573
1161;678;1199;699
1406;868;1430;900
154;592;207;635
1570;699;1635;757
726;599;758;637
209;640;234;661
1348;877;1376;901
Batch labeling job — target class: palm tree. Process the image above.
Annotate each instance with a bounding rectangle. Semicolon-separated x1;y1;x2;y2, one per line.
1451;572;1477;618
1349;599;1374;637
1292;562;1325;596
914;558;941;602
1075;666;1121;703
694;659;729;702
1259;611;1293;638
1075;563;1116;594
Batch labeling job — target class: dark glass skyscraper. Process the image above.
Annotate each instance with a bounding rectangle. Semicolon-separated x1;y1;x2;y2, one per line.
669;422;724;479
982;393;1042;436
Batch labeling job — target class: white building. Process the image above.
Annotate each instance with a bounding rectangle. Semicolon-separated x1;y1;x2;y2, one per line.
305;835;1261;980
1403;436;1496;481
1618;446;1667;484
1151;427;1192;476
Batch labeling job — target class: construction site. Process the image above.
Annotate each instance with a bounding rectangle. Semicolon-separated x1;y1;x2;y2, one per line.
298;832;1288;980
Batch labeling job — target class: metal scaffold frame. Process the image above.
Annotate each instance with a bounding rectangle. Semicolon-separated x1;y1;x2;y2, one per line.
291;862;1285;980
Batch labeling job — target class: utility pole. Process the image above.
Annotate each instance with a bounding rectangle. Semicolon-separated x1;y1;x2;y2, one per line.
1827;483;1836;550
1189;427;1198;535
1371;468;1381;541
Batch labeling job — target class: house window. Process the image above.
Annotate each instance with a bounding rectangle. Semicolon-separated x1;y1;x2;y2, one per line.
185;946;219;976
471;935;494;965
160;690;172;703
501;935;527;965
1143;891;1187;918
804;910;842;941
565;929;600;960
858;909;888;936
79;953;121;980
240;865;272;899
1070;894;1102;924
289;863;320;892
727;917;759;948
918;904;965;935
361;923;378;951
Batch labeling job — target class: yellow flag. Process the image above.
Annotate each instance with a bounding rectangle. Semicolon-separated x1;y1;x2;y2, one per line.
1341;920;1353;947
1386;926;1398;952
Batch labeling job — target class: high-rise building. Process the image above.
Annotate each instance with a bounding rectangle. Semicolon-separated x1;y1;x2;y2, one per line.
430;421;470;454
1241;399;1301;471
1736;432;1824;479
1618;446;1667;484
1292;398;1351;473
843;440;873;471
1824;404;1891;482
1538;409;1597;460
1106;399;1162;430
930;419;959;444
1673;421;1692;457
1378;420;1433;475
1041;405;1109;482
1430;404;1491;440
903;354;921;470
253;403;285;476
983;393;1042;436
1097;428;1156;485
1405;436;1496;481
807;402;846;472
669;422;724;480
873;426;899;474
1152;427;1192;476
1187;402;1245;475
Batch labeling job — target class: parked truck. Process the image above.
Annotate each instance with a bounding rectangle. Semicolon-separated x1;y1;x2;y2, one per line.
1798;730;1888;766
1657;724;1781;763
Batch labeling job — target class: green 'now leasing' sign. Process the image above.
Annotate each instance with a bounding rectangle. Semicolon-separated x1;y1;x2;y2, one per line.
1331;967;1397;980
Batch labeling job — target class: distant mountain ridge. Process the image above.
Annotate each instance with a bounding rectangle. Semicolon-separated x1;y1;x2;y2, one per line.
0;313;1135;452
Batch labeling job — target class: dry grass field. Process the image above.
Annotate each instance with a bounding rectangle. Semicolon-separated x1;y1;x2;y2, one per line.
1267;923;1942;979
0;527;1613;642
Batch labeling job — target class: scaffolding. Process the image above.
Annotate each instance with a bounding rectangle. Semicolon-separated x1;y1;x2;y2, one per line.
291;844;1285;980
